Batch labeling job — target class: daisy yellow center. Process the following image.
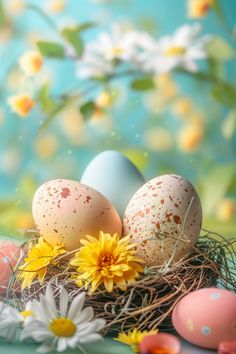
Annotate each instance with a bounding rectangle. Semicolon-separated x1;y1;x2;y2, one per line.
99;254;114;268
110;47;124;56
20;310;33;318
50;317;76;337
164;46;186;57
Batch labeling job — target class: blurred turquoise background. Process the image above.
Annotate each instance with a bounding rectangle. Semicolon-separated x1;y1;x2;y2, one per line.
0;0;236;237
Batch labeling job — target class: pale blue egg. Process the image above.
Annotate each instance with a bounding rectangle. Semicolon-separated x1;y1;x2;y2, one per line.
81;150;145;217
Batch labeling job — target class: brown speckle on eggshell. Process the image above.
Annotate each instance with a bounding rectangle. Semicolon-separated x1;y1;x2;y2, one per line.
123;174;202;267
32;179;122;250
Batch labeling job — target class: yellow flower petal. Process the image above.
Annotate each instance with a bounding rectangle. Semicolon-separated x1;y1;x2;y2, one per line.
18;237;66;289
114;328;159;353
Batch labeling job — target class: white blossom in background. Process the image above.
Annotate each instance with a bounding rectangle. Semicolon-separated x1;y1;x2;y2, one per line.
0;301;33;341
76;24;140;79
138;23;210;73
21;284;105;353
76;52;114;79
76;23;209;79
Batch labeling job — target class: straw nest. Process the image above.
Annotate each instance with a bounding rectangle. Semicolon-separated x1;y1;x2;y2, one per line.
6;229;236;335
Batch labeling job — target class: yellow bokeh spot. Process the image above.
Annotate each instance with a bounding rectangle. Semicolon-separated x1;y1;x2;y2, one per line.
96;91;112;108
0;23;12;45
216;199;236;223
188;0;213;18
19;51;43;76
172;97;193;118
60;106;87;145
50;317;76;337
91;106;105;121
178;124;204;152
34;134;59;160
8;94;35;118
144;128;173;152
14;211;35;230
6;69;22;91
7;0;25;16
48;0;67;13
164;46;186;57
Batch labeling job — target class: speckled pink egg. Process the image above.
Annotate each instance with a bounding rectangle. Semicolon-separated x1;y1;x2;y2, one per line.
32;179;122;250
172;288;236;349
123;174;202;266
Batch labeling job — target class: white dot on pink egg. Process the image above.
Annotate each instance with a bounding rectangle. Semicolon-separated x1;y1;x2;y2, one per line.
0;241;21;295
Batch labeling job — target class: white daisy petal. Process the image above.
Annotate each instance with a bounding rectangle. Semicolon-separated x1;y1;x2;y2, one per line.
59;286;69;317
74;307;94;325
45;284;58;315
57;337;68;352
39;295;57;321
36;342;54;354
79;333;103;344
183;59;198;72
67;292;85;320
7;325;17;341
31;299;50;324
93;318;106;332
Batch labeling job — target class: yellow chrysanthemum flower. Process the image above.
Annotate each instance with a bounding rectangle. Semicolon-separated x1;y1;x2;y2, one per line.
7;94;35;117
70;232;144;293
114;328;159;353
18;237;66;289
19;51;43;76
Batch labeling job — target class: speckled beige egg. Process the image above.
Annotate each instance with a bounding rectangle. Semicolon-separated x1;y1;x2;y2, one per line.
32;179;122;250
123;174;202;267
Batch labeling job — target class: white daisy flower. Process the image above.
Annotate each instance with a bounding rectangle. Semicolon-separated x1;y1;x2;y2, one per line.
21;284;105;353
139;23;210;73
76;52;114;79
76;24;140;79
0;301;33;341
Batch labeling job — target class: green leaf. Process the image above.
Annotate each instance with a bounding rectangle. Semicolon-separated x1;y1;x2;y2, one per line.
212;0;225;22
207;37;236;62
131;77;154;91
207;58;225;80
62;28;83;57
0;0;5;27
211;83;236;108
37;41;65;58
80;101;96;120
75;22;96;32
37;83;55;113
201;164;235;216
222;110;236;140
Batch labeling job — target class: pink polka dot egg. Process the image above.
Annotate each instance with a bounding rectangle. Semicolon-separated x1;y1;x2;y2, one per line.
172;287;236;349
